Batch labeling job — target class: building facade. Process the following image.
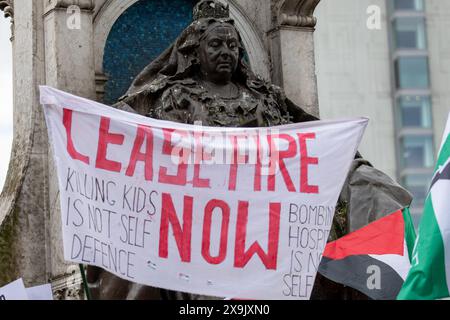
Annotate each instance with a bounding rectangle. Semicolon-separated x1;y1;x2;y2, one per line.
315;0;450;225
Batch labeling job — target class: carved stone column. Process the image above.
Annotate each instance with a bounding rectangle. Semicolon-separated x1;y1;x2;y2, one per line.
43;0;95;299
44;0;96;99
269;0;320;117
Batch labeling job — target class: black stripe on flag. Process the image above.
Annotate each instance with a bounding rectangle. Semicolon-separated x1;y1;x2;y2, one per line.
430;158;450;189
319;255;404;300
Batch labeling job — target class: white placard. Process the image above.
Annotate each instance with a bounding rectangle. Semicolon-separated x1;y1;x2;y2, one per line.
40;86;368;300
0;279;29;300
26;284;54;300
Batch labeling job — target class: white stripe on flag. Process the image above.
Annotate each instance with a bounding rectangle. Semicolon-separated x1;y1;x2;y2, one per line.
369;242;411;280
430;180;450;293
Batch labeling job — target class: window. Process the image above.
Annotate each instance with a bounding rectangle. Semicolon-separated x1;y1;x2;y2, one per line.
397;95;432;128
394;0;424;11
395;56;429;89
393;17;426;49
402;173;432;228
401;135;434;169
390;0;433;229
403;173;431;208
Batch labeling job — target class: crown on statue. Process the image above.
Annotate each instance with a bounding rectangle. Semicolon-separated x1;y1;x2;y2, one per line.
193;0;230;21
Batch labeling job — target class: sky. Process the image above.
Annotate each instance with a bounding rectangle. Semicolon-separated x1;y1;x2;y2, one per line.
0;18;13;191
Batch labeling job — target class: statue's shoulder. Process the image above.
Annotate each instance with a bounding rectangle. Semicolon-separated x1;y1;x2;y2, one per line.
246;76;285;96
244;78;284;105
151;79;209;122
158;80;208;109
247;78;317;123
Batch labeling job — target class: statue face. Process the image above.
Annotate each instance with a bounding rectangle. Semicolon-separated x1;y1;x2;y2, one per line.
198;24;240;85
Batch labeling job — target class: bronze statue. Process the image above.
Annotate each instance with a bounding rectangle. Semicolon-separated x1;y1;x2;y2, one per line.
87;0;412;300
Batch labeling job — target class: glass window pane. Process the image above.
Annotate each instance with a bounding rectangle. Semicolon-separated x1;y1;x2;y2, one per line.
394;0;424;11
401;135;434;168
402;173;431;210
410;211;421;229
397;95;432;128
395;57;429;89
393;17;426;49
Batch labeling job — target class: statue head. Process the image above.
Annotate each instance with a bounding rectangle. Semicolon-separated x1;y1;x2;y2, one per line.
197;22;240;85
193;1;239;84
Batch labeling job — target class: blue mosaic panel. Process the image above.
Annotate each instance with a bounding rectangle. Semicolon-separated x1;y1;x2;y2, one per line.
103;0;197;104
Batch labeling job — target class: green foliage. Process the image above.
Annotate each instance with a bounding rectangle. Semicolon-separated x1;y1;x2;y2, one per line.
0;209;18;286
329;201;348;241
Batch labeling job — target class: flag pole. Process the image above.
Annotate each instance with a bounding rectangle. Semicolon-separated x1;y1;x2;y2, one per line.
79;264;92;300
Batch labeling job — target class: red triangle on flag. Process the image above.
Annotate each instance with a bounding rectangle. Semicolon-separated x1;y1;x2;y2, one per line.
323;210;405;260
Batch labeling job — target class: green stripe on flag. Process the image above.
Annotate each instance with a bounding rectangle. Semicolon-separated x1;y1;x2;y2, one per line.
402;207;416;261
397;194;450;300
436;135;450;169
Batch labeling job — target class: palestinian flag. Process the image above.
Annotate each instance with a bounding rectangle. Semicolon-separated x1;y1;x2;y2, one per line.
398;114;450;300
318;208;416;300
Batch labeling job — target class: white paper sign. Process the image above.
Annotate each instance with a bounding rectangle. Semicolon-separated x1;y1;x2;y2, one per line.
0;279;29;300
40;86;368;300
26;284;54;300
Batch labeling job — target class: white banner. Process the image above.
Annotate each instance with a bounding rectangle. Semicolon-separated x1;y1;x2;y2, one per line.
0;279;53;300
40;86;367;300
26;284;54;301
0;279;28;300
